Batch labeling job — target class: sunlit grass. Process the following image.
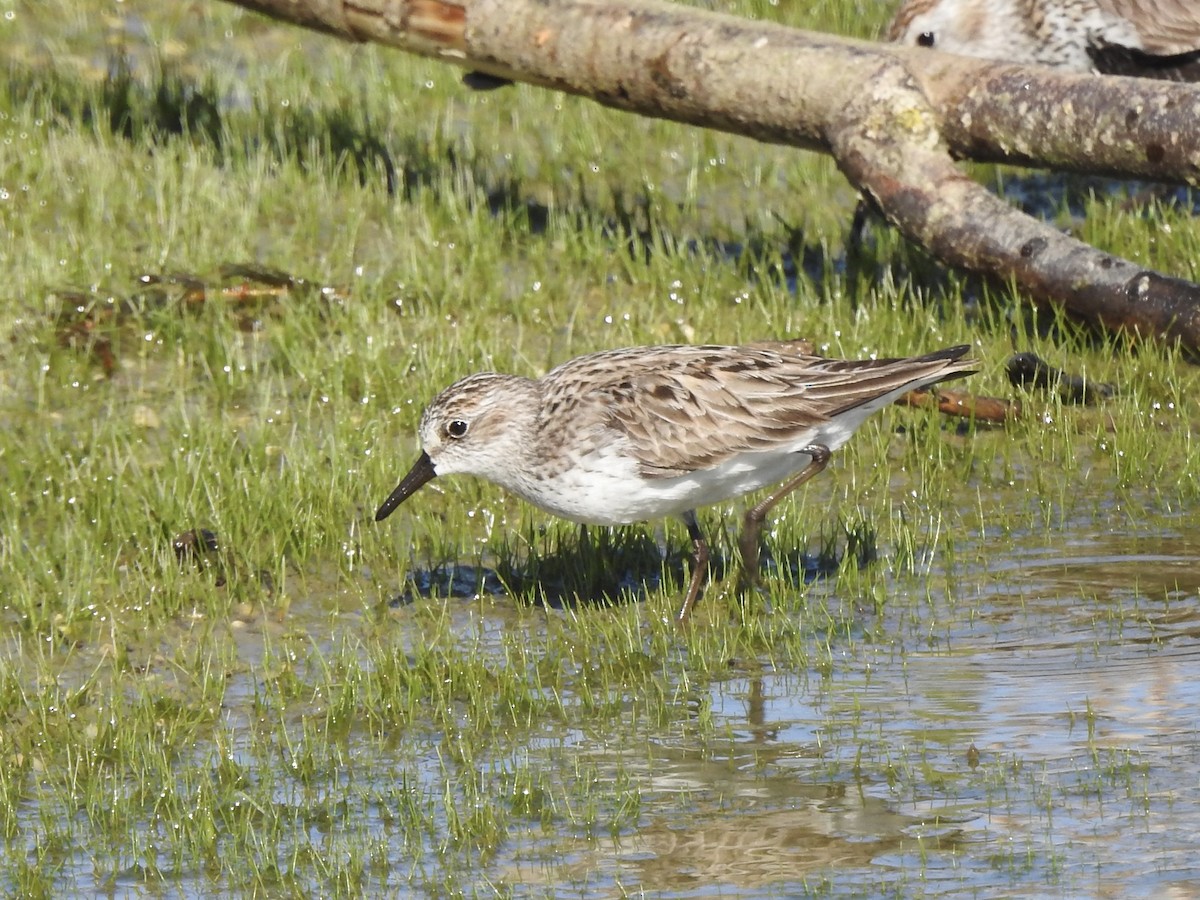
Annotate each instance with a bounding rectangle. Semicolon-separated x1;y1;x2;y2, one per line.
1;0;1199;895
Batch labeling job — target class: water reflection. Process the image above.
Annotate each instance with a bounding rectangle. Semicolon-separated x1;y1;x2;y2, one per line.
503;735;964;893
502;531;1200;896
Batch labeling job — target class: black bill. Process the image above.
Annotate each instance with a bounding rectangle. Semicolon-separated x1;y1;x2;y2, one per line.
375;450;437;521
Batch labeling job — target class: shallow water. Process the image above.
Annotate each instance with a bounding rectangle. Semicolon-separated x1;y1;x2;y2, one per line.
348;516;1200;898
23;499;1186;897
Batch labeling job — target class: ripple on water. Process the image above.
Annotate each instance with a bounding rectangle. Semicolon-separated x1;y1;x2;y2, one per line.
498;529;1200;897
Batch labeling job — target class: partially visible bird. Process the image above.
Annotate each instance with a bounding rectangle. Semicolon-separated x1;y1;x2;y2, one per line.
887;0;1200;81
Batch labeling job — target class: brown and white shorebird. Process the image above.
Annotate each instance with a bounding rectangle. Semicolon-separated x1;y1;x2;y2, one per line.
887;0;1200;81
375;341;976;624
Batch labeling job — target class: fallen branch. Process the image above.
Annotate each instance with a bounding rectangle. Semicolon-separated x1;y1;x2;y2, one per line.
899;388;1019;423
222;0;1200;353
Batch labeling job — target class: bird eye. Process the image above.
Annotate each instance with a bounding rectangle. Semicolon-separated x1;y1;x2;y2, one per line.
446;420;468;439
917;31;936;47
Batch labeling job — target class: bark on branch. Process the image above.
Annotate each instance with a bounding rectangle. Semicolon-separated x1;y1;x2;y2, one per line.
223;0;1200;353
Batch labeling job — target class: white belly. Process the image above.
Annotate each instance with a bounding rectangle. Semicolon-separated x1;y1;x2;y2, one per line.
512;443;823;526
493;403;890;526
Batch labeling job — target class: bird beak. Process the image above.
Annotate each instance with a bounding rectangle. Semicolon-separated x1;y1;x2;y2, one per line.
375;450;437;521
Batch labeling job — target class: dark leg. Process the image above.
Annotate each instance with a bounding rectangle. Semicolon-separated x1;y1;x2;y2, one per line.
676;510;708;626
738;444;832;591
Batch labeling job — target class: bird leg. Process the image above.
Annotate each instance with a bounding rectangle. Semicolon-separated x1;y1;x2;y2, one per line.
737;444;832;592
675;510;708;626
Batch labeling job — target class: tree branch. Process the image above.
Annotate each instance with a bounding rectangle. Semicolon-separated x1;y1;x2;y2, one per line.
220;0;1200;353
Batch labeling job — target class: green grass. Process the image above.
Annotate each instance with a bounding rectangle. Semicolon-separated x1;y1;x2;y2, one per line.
2;0;1200;896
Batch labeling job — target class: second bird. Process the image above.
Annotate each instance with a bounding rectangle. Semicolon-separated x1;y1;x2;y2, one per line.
375;341;976;624
888;0;1200;81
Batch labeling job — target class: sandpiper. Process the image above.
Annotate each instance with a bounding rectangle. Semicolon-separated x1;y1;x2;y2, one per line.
887;0;1200;80
376;341;976;623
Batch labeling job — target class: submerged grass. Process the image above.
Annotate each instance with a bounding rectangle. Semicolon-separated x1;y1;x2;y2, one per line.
2;0;1200;895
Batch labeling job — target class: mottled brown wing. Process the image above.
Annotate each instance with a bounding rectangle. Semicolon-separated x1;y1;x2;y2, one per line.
1099;0;1200;56
606;349;828;477
561;345;970;479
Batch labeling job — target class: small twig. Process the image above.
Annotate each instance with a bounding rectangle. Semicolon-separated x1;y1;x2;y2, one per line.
899;388;1020;423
